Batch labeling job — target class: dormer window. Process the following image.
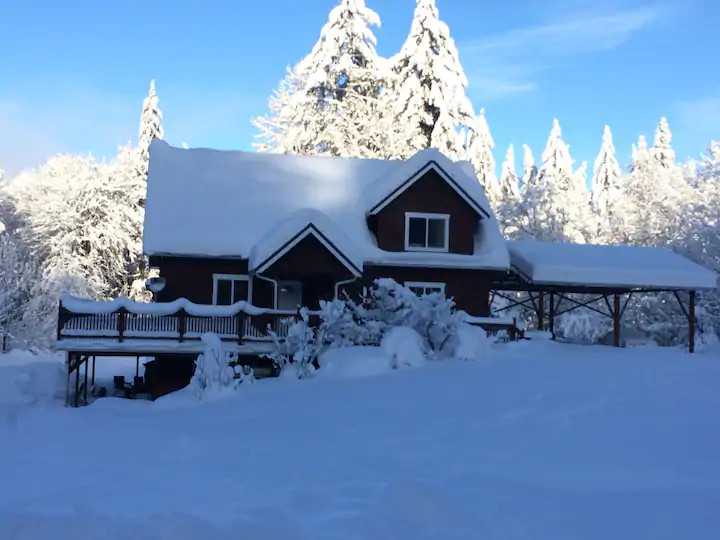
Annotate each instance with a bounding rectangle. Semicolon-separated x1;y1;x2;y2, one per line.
404;212;450;252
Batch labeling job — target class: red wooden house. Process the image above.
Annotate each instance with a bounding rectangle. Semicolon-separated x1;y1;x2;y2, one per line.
142;141;510;315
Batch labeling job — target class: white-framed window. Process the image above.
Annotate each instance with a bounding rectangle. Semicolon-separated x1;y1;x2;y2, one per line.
212;274;249;305
404;212;450;252
405;281;446;297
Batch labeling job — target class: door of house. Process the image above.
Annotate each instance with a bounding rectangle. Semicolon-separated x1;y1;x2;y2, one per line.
277;280;303;310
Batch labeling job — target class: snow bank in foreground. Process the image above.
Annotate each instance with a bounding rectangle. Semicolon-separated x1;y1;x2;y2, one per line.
0;350;65;407
454;323;491;361
2;341;720;539
381;326;426;368
318;346;392;379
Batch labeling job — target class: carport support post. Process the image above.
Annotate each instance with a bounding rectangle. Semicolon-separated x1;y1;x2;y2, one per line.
613;294;621;348
548;292;556;339
537;292;545;331
689;290;696;354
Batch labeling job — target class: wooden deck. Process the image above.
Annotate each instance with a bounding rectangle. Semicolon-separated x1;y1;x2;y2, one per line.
57;302;305;346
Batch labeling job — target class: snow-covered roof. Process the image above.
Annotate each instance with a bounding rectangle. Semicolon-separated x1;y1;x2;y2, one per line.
508;240;718;291
144;141;509;271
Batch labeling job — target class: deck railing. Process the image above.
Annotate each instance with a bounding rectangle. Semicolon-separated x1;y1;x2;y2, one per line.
57;299;306;345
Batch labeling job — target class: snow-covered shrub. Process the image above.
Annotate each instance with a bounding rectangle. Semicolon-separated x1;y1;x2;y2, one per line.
318;346;395;379
363;279;463;356
266;309;320;379
556;310;611;344
267;279;468;377
381;326;426;369
190;333;242;398
453;323;491;361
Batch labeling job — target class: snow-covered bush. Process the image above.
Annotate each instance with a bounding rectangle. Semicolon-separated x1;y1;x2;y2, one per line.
190;333;244;398
556;310;612;344
267;279;468;377
381;326;426;369
362;279;463;356
453;323;491;361
266;309;320;379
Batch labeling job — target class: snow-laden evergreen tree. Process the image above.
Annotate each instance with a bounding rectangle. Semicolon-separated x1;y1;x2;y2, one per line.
496;144;521;237
698;140;720;181
391;0;475;158
0;228;36;341
4;148;146;344
591;125;624;240
254;0;391;158
137;79;164;178
521;144;537;191
591;125;622;213
465;109;498;202
253;66;306;153
650;116;676;169
630;134;651;172
499;145;520;201
520;119;590;242
618;130;688;246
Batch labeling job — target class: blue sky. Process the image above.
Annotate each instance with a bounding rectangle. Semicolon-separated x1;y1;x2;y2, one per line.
1;0;719;176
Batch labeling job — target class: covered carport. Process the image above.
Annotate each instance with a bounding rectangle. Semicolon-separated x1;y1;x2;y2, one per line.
491;240;718;353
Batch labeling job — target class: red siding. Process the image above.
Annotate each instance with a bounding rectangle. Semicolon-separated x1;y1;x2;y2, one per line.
370;169;479;255
149;256;249;304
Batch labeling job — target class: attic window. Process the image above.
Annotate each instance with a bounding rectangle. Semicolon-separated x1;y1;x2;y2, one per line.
404;213;450;252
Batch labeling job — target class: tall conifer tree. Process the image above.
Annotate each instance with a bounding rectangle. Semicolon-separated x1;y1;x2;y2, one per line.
254;0;389;157
137;79;164;179
391;0;475;158
591;125;623;225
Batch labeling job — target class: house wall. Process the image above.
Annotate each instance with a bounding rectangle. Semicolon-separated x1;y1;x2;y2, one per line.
149;256;249;304
369;169;479;255
364;265;501;316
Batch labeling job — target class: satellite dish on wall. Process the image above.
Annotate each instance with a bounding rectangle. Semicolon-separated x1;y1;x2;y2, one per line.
147;277;167;294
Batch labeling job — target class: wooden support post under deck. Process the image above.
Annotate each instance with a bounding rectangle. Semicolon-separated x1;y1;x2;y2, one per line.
689;290;696;354
136;356;140;378
613;294;621;348
74;356;80;408
537;292;545;331
65;352;72;407
549;292;556;339
83;356;89;404
91;356;96;386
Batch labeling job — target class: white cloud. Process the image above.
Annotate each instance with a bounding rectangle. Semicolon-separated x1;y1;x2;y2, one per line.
461;5;665;100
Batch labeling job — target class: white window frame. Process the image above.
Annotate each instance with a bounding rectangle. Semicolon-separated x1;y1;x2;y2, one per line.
405;281;446;297
404;212;450;252
212;274;250;305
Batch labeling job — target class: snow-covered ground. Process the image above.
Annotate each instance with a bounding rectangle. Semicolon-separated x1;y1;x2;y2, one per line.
2;336;720;539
